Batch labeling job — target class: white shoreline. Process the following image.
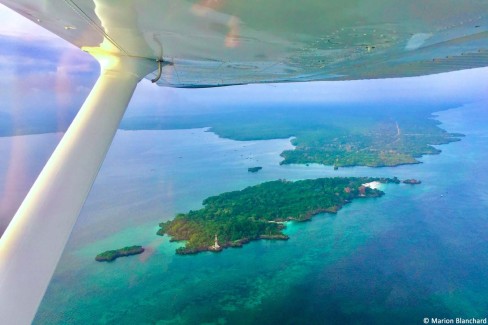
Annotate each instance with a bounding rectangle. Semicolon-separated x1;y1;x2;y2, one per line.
362;181;382;189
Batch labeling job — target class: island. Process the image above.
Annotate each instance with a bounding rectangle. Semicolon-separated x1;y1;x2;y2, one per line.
403;179;422;185
95;245;145;262
157;177;399;255
121;105;463;168
248;166;263;173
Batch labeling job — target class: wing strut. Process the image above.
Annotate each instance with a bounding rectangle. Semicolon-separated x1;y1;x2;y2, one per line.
0;49;154;325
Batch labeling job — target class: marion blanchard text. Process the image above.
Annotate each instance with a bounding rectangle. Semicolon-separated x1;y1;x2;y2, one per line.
428;318;487;324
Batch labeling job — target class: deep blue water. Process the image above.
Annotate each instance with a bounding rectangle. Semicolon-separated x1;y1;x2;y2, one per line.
26;102;488;324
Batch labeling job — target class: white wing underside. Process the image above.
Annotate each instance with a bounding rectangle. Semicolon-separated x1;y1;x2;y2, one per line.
1;1;488;86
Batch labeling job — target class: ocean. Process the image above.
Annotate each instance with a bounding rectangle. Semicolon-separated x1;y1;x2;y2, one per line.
2;102;486;324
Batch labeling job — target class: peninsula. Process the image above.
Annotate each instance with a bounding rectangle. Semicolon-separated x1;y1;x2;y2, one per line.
121;105;463;168
95;246;144;262
157;177;399;255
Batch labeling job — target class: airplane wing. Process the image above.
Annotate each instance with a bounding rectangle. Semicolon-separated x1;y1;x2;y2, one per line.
2;0;488;87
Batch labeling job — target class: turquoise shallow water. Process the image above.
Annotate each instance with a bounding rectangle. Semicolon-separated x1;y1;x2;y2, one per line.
25;102;488;324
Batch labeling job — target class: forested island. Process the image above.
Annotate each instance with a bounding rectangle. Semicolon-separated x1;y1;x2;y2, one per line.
403;179;422;184
122;105;463;168
95;246;144;262
157;177;400;255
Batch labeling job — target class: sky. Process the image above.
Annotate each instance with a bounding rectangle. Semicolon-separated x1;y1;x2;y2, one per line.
0;3;487;127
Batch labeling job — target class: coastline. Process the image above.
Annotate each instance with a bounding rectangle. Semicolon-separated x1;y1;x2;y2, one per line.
158;177;395;255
